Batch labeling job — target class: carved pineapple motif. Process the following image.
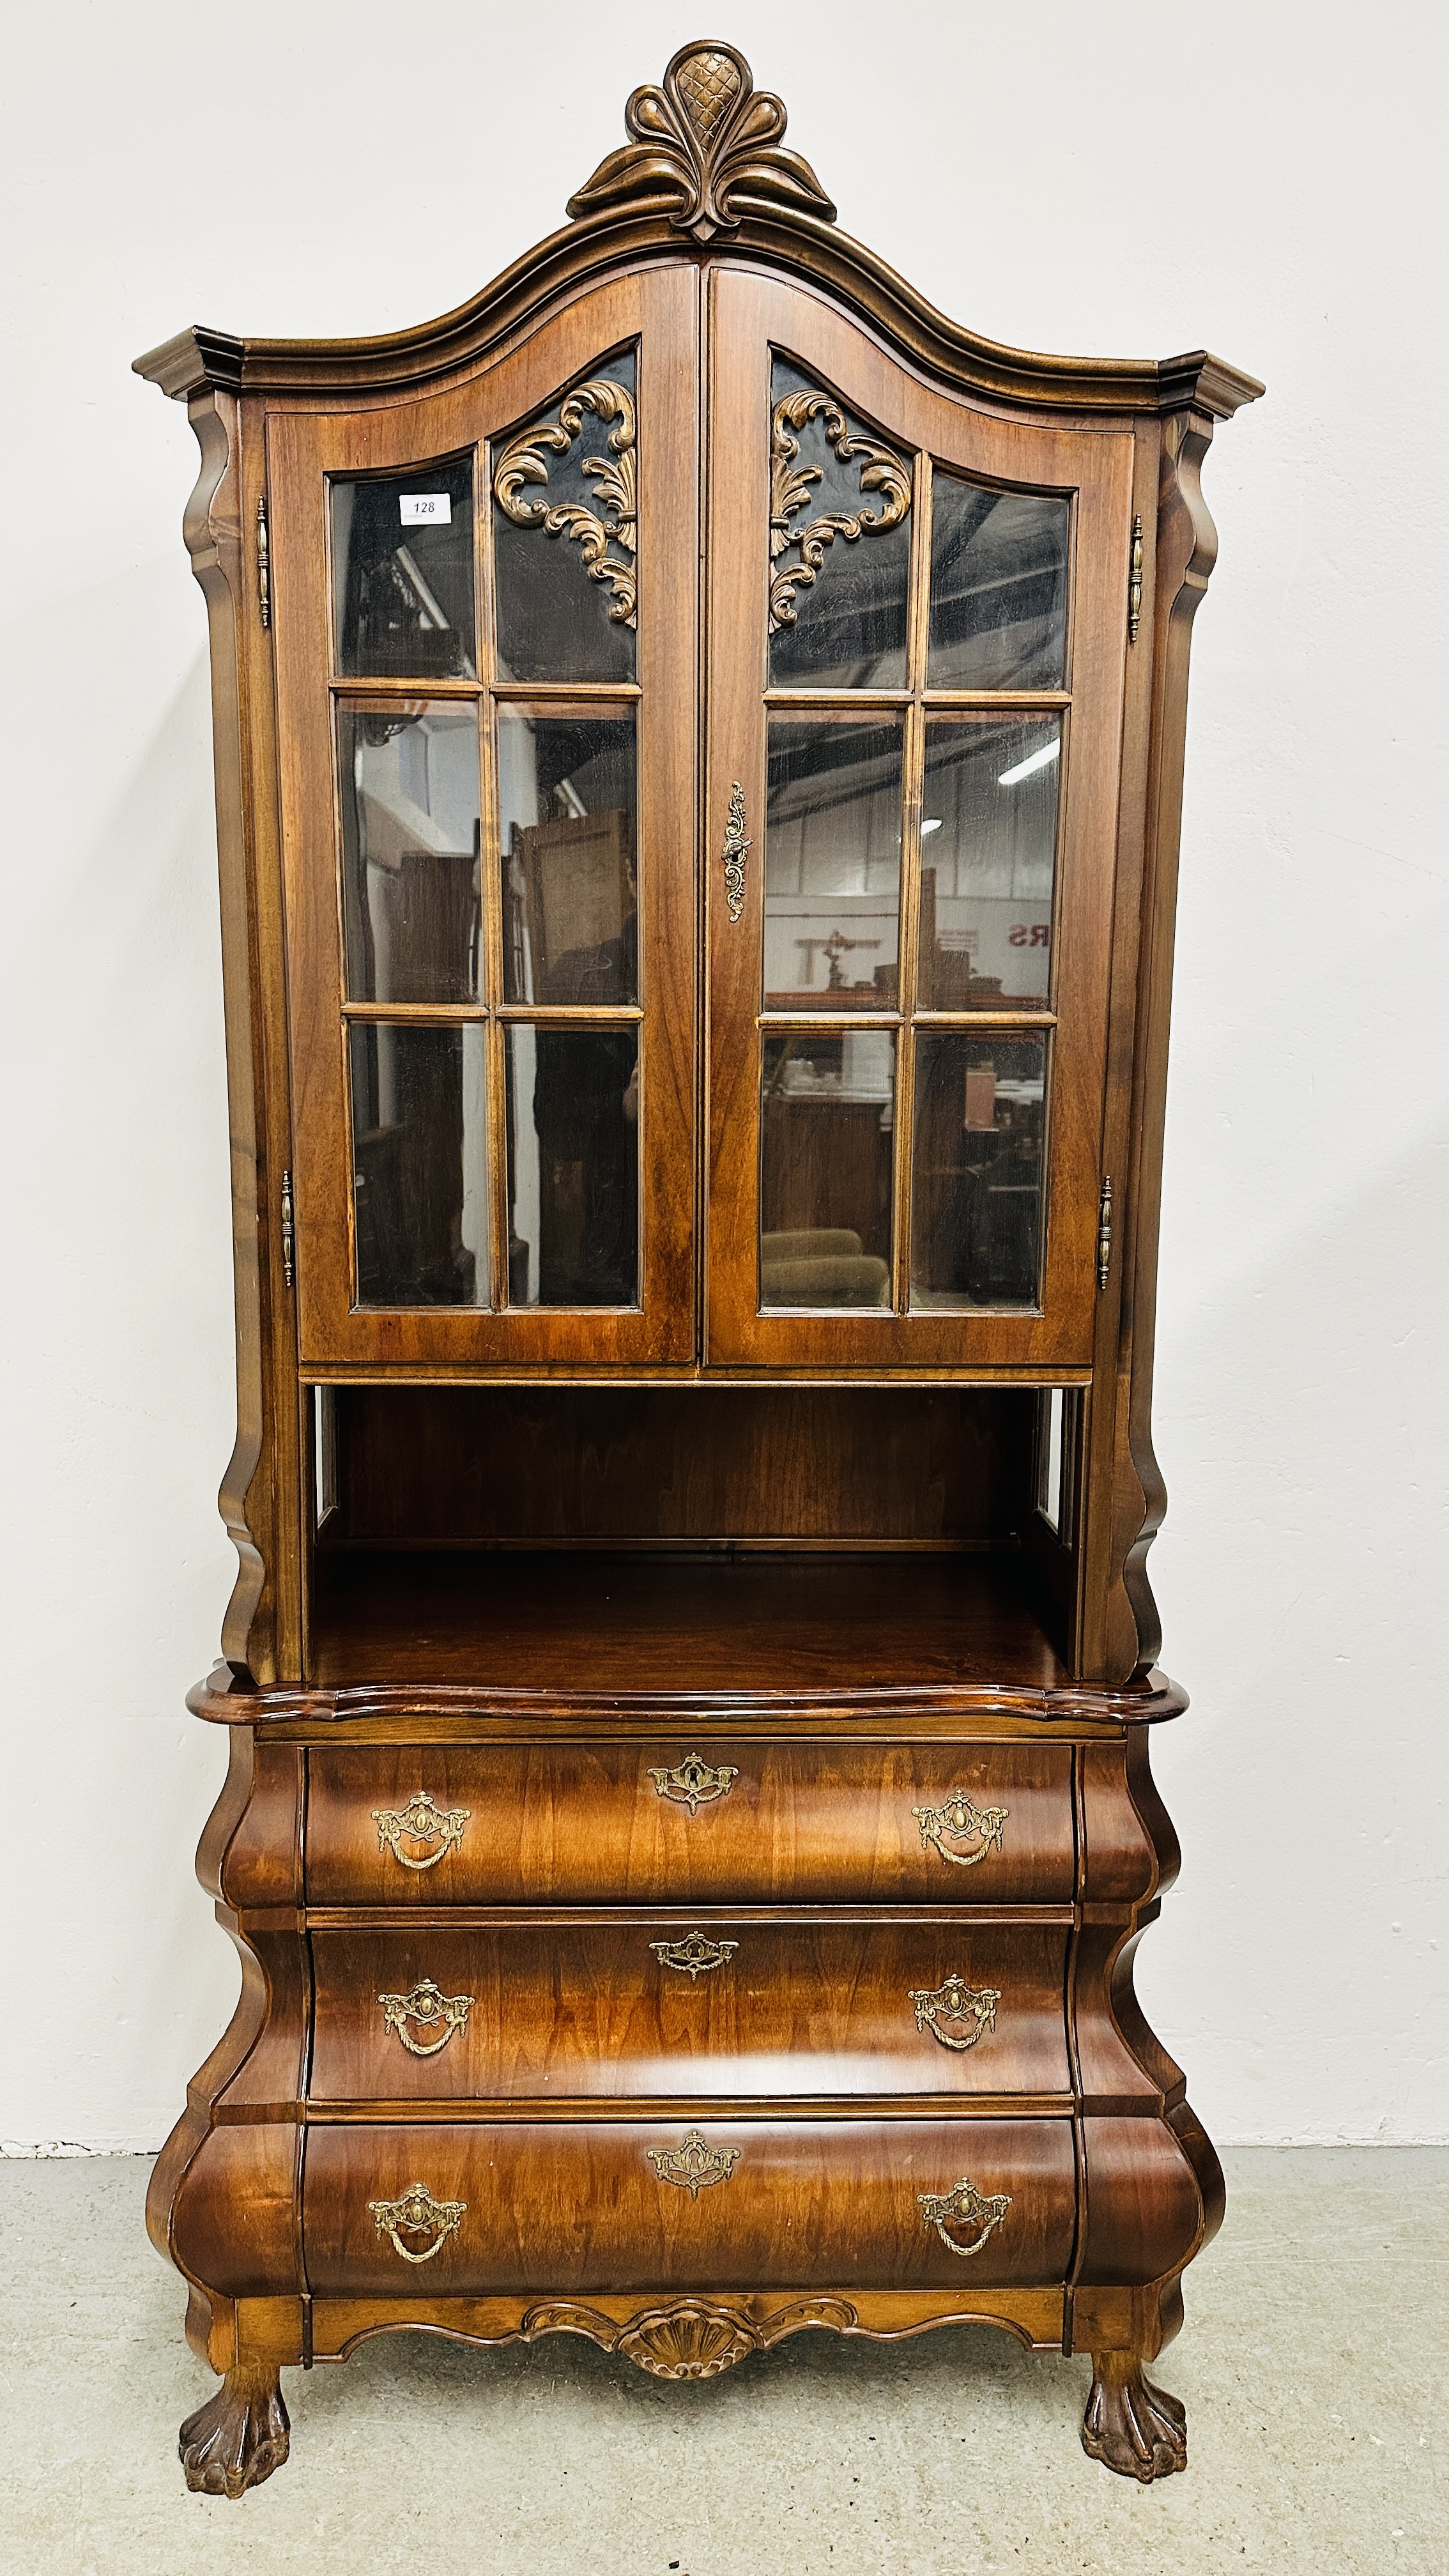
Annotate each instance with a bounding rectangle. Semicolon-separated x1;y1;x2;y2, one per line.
675;48;744;145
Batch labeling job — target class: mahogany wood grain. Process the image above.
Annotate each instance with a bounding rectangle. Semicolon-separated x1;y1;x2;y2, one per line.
307;1918;1071;2101
303;1735;1075;1906
302;2115;1076;2294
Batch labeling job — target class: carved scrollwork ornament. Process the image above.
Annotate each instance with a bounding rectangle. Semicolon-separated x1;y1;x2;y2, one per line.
568;41;836;245
769;389;912;634
493;376;638;627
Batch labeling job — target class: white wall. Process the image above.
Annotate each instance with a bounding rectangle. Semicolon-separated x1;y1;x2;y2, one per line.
2;0;1445;2150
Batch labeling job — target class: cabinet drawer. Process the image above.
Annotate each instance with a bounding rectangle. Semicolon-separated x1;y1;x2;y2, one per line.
305;1740;1075;1906
303;2116;1076;2294
309;1919;1071;2103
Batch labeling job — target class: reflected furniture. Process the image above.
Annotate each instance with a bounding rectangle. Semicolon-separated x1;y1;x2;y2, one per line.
135;37;1261;2496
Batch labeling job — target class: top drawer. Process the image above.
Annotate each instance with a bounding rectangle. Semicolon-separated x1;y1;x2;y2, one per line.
305;1738;1075;1906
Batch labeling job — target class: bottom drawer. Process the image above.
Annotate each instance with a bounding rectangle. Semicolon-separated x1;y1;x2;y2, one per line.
303;2118;1075;2294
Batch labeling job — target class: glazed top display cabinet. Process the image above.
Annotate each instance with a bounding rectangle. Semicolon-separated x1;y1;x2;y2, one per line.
136;36;1260;2503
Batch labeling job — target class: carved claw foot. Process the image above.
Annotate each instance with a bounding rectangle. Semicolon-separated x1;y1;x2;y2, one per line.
1082;2352;1187;2482
179;2363;290;2497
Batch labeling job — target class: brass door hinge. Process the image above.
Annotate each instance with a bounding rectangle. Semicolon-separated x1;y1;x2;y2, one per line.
1096;1174;1114;1291
1127;514;1143;644
256;493;271;630
280;1167;295;1287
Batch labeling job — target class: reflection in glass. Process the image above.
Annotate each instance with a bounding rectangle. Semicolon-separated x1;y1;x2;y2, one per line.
764;720;902;1009
497;711;637;1004
768;360;911;691
928;477;1068;689
760;1031;894;1308
349;1022;489;1307
917;717;1061;1008
493;353;636;686
338;703;481;1003
506;1025;638;1307
332;457;476;679
911;1034;1046;1311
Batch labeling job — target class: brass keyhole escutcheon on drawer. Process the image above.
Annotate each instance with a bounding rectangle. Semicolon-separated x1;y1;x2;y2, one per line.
367;2183;467;2264
378;1979;475;2057
650;1930;739;1979
371;1790;471;1871
912;1790;1008;1868
647;2131;740;2197
647;1752;740;1813
917;2175;1013;2258
907;1975;1000;2051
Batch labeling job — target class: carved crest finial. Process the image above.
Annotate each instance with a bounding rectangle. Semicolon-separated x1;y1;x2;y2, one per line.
568;39;836;243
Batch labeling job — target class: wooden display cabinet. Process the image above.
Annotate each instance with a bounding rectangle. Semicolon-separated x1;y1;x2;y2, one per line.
135;38;1261;2495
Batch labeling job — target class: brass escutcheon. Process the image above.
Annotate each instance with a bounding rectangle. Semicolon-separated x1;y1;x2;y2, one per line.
378;1978;475;2058
908;1975;1000;2052
372;1790;471;1871
367;2182;466;2264
647;1752;739;1814
917;2175;1013;2259
912;1790;1008;1869
650;1930;739;1979
647;2131;739;2197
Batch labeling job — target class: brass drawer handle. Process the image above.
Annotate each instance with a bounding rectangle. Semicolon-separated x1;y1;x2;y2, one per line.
372;1791;471;1871
918;2175;1013;2258
908;1975;1000;2052
912;1790;1008;1869
650;1930;739;1979
721;781;751;923
647;2131;739;2197
647;1752;739;1814
378;1978;475;2057
367;2182;466;2265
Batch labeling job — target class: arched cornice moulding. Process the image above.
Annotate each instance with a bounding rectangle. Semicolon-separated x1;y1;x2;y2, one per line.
134;38;1262;422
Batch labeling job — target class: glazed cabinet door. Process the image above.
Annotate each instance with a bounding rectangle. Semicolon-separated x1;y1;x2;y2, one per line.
705;271;1134;1369
271;269;697;1367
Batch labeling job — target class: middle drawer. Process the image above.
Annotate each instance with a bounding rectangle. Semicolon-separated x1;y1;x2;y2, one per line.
308;1919;1071;2103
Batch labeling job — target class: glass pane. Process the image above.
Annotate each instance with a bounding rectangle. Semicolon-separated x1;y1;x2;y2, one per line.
332;457;476;680
765;719;902;1010
911;1034;1046;1311
917;717;1060;1008
928;477;1068;690
768;360;911;691
760;1032;894;1309
337;702;481;1003
349;1023;489;1307
498;710;637;1004
493;353;636;685
506;1025;638;1306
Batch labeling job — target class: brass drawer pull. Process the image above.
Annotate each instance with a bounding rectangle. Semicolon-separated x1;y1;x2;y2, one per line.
917;2175;1013;2259
647;1752;739;1813
367;2182;466;2265
650;1930;738;1979
908;1975;1000;2052
378;1979;475;2057
372;1790;470;1871
912;1790;1008;1869
647;2131;739;2197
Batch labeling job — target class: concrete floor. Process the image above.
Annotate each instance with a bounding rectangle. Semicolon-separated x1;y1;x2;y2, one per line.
0;2150;1444;2574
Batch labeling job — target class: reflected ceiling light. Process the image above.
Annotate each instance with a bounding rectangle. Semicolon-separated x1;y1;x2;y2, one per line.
921;818;943;834
997;739;1060;787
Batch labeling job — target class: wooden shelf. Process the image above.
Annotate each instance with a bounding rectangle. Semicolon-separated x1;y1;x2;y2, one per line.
309;1549;1068;1695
